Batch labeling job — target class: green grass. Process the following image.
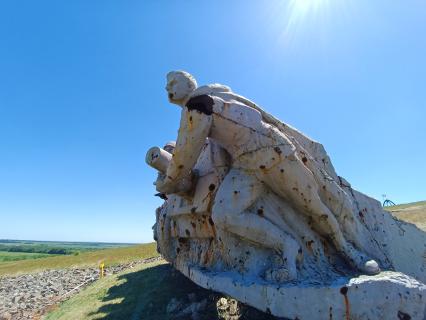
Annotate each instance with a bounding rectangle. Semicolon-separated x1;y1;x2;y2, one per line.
43;260;173;320
43;261;220;320
0;251;53;262
385;200;426;211
0;243;158;276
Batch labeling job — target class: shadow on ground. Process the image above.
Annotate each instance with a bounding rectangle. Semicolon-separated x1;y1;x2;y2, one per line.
89;263;282;320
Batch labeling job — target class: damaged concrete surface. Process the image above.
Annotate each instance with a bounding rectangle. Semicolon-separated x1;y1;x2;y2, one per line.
146;71;426;319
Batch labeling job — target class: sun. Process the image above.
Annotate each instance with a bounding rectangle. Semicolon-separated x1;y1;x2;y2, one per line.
289;0;326;13
263;0;338;47
286;0;328;27
276;0;330;43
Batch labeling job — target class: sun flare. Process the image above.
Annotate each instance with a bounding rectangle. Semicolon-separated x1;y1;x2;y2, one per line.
286;0;328;27
289;0;326;14
272;0;331;44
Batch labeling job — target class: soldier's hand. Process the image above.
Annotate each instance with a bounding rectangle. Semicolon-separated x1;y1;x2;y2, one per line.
155;171;197;196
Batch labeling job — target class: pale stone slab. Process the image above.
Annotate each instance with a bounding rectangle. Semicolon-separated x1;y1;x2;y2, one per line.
181;266;425;320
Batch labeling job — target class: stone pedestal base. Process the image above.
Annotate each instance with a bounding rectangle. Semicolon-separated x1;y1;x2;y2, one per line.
179;264;426;320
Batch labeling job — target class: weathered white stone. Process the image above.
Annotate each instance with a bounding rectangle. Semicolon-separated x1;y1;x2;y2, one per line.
147;71;426;319
184;268;426;320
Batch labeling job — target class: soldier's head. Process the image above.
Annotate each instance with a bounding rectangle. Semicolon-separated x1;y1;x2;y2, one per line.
166;71;197;106
163;141;176;153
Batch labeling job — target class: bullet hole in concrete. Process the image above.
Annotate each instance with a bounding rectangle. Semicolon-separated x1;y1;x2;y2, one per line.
178;237;188;244
209;183;216;191
397;311;411;320
306;240;315;251
340;286;348;295
208;217;214;226
257;208;264;216
259;165;266;169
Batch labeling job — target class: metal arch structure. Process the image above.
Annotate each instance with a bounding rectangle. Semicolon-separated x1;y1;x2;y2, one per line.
383;199;396;207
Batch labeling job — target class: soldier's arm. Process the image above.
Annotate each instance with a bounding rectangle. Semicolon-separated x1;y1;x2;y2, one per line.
156;101;213;194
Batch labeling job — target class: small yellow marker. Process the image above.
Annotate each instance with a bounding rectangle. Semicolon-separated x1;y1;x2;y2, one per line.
99;261;105;278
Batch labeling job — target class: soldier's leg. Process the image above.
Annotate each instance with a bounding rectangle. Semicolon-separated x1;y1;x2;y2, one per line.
260;160;379;275
308;198;378;274
212;168;299;279
304;160;367;249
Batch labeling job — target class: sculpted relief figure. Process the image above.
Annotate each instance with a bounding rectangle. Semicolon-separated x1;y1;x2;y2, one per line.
156;70;379;277
146;71;426;319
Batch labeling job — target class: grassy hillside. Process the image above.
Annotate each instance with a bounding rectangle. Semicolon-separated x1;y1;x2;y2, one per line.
44;260;174;320
386;200;426;231
0;243;158;276
0;251;53;262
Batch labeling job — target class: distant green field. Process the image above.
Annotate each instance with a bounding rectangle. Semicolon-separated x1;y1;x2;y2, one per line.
0;251;53;262
0;243;158;276
0;239;134;256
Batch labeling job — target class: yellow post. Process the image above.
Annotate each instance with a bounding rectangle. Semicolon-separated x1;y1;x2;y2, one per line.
99;261;105;278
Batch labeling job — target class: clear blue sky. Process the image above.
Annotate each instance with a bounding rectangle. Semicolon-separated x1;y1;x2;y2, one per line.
0;1;425;243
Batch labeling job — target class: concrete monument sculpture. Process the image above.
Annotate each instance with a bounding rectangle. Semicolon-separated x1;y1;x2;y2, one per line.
146;71;426;319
